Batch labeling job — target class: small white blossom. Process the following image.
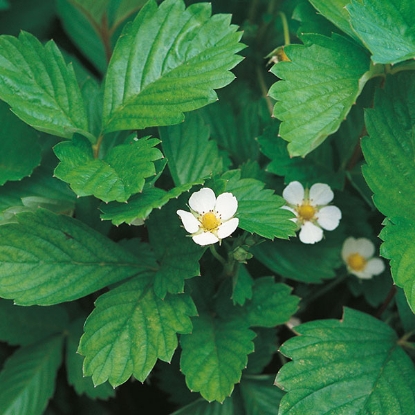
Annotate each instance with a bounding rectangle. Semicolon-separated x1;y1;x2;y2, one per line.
177;188;239;246
282;181;341;244
342;237;385;279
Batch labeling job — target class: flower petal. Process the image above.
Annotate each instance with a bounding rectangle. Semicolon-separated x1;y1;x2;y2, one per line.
299;221;323;244
341;237;358;262
189;188;216;214
217;218;239;239
317;206;341;230
351;269;374;280
309;183;334;205
365;258;385;276
177;210;200;233
192;232;219;246
215;192;238;221
354;237;375;258
283;181;304;205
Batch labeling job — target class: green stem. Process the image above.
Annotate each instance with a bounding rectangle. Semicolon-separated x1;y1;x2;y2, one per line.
209;244;227;267
279;12;290;46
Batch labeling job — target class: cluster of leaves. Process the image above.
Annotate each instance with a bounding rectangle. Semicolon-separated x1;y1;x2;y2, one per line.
0;0;415;414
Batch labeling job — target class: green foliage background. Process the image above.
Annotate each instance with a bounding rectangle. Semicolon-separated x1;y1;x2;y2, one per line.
0;0;414;414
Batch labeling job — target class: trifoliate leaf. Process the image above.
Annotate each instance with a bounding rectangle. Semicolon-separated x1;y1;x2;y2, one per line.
160;112;222;186
0;31;90;140
252;236;342;283
100;183;198;225
78;277;197;387
258;124;344;190
0;300;68;346
147;197;204;298
0;335;63;415
308;0;360;42
0;100;41;185
276;308;415;414
240;375;285;415
244;278;299;328
270;33;371;157
347;0;415;64
102;0;244;133
0;209;153;305
221;170;297;240
66;318;115;400
54;135;163;203
180;313;256;402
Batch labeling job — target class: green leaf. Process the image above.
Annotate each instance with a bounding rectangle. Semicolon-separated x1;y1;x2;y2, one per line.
69;0;109;24
252;236;343;283
100;183;198;225
231;265;254;306
147;197;204;298
240;375;285;415
66;318;115;400
380;218;415;312
0;209;153;305
78;277;197;387
180;313;256;402
102;0;244;133
308;0;360;42
245;328;277;375
0;335;63;415
171;397;234;415
221;170;297;240
160;112;222;186
347;0;415;64
0;100;41;185
54;135;163;203
0;31;90;139
0;300;68;346
258;124;344;190
270;33;370;156
362;73;415;220
276;308;415;414
108;0;148;27
244;278;299;328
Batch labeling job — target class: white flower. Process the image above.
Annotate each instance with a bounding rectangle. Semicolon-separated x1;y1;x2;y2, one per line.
282;181;341;244
177;188;239;246
341;237;385;279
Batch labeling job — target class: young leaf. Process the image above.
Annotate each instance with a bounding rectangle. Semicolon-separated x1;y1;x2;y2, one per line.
54;135;163;203
66;318;115;400
102;0;244;133
0;335;63;415
232;265;254;306
0;209;154;305
159;112;222;186
347;0;415;64
0;100;41;185
180;313;256;402
147;197;204;298
270;33;371;156
0;31;91;139
0;300;68;346
78;277;197;387
221;170;297;240
100;183;198;225
361;72;415;309
276;308;415;414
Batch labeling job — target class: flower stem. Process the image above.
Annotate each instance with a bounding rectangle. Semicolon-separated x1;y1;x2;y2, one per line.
279;12;290;46
209;244;227;267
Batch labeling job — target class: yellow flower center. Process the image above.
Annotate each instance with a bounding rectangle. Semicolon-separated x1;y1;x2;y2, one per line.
297;204;316;221
201;212;220;231
347;253;367;271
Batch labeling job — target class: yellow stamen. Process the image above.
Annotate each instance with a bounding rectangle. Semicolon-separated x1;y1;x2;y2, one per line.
201;212;220;231
347;253;367;271
297;204;316;221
